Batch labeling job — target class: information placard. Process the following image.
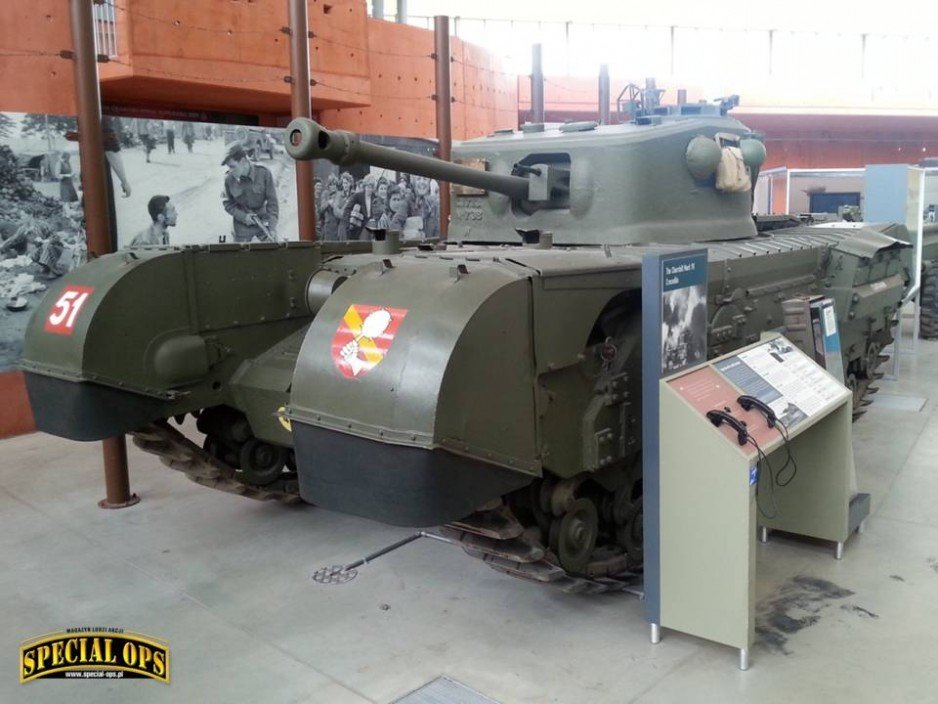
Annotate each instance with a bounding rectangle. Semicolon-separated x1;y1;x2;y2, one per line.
714;337;845;429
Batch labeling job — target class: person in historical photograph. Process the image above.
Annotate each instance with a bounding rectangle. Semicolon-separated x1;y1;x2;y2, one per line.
101;115;132;250
139;119;159;163
129;195;177;247
313;177;324;233
221;141;279;242
334;171;355;240
56;152;78;206
166;122;176;154
375;177;389;208
181;121;195;153
319;173;340;240
377;183;410;232
319;171;354;241
342;173;380;240
412;175;439;239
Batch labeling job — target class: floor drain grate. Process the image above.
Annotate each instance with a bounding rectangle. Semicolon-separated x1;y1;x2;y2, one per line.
310;531;452;587
393;676;501;704
311;565;358;585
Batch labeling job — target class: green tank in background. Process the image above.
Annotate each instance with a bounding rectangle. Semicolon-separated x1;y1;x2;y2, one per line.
20;91;912;592
918;223;938;338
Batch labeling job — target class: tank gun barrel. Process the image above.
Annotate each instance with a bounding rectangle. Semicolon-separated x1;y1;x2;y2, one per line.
285;118;531;200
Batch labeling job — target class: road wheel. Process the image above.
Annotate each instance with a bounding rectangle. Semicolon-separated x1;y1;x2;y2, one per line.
239;438;288;486
551;498;599;575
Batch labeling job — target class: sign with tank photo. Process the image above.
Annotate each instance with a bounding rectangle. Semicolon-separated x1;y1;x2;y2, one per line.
0;110;441;373
658;251;708;375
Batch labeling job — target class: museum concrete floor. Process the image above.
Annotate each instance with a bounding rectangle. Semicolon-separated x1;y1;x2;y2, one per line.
3;343;938;703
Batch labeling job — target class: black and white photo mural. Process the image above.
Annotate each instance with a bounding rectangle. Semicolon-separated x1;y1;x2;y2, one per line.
0;112;85;373
0;110;441;372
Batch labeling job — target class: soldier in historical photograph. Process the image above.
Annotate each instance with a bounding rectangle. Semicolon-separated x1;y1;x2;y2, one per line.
221;142;279;242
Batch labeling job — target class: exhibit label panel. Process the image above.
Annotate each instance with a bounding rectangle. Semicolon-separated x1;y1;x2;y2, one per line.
641;248;708;625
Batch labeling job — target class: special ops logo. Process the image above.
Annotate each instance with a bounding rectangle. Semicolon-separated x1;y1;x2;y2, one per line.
20;629;170;683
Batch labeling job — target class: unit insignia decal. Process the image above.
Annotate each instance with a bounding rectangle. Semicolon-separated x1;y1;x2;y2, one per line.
332;304;408;379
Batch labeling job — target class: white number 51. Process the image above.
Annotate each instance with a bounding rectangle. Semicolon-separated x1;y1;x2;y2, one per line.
45;286;93;335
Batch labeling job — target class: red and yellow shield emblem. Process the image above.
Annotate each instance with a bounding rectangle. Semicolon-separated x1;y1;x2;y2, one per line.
331;304;408;379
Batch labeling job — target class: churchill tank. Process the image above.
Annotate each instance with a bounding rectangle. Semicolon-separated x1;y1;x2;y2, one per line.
21;93;912;592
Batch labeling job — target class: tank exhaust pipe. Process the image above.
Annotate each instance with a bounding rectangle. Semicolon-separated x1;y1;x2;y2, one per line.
598;64;610;124
530;43;545;123
372;229;402;255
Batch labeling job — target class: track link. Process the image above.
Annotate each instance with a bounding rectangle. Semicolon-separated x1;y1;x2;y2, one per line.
921;261;938;339
131;421;301;503
446;504;640;595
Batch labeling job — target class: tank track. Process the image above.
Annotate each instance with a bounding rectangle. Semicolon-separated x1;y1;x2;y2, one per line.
847;333;892;421
130;339;888;593
443;500;642;595
920;261;938;339
130;421;302;503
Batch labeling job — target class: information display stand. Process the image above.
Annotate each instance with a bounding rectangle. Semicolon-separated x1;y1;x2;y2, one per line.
649;334;866;670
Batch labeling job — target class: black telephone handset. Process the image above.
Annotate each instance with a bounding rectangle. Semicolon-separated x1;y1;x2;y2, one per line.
706;409;749;446
737;395;777;428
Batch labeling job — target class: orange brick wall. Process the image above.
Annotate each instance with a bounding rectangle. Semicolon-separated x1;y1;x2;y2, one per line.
0;0;76;114
321;20;517;140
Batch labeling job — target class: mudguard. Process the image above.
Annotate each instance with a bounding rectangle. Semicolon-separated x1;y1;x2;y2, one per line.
21;243;320;440
288;255;539;525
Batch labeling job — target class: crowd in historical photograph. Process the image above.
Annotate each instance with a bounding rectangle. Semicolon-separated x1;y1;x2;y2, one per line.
315;170;441;241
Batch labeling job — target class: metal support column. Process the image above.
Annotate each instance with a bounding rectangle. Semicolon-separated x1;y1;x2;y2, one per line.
530;43;544;123
70;0;138;509
598;63;610;124
289;0;316;241
395;0;407;24
433;15;452;238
